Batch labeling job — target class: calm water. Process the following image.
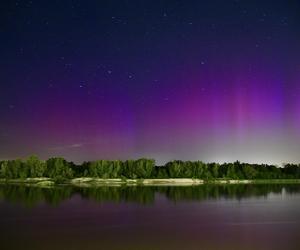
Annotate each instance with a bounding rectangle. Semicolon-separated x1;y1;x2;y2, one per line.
0;184;300;250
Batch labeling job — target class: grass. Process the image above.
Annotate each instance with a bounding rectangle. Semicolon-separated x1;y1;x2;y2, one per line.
35;180;55;186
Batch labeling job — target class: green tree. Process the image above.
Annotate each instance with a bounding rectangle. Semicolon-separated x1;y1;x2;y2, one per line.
45;157;73;179
25;155;45;177
243;165;257;179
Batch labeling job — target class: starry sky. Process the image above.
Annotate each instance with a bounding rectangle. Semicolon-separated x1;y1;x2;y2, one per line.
1;0;300;165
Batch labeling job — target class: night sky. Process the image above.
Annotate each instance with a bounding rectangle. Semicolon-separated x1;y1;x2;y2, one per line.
1;0;300;165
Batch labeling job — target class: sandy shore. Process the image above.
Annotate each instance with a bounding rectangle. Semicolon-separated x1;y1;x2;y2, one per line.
70;178;203;187
1;178;300;187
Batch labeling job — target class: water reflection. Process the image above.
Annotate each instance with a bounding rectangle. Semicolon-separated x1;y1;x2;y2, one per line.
1;184;299;207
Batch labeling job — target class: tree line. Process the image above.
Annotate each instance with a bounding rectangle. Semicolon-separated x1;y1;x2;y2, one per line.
1;156;300;180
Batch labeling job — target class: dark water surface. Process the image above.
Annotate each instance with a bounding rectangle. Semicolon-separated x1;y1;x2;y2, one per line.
0;184;300;250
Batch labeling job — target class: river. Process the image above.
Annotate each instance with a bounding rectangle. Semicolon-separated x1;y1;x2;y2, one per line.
0;184;299;250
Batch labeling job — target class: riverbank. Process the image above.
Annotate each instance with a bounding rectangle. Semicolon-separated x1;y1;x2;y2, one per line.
1;177;300;187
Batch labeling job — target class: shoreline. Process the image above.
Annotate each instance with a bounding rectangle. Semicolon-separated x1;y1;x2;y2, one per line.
1;177;300;187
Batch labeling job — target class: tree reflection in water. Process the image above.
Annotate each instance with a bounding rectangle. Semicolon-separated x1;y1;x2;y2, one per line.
1;184;300;207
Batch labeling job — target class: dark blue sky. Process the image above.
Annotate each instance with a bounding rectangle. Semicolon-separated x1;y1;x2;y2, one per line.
1;0;300;164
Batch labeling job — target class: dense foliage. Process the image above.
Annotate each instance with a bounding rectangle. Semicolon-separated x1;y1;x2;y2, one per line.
1;156;300;180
